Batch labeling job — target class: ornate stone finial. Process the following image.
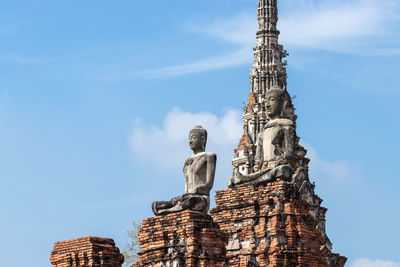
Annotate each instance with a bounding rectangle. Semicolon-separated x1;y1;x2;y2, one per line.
254;0;285;92
257;0;280;36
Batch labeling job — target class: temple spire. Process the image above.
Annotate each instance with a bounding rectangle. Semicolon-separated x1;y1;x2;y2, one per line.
232;0;290;175
252;0;286;93
257;0;279;36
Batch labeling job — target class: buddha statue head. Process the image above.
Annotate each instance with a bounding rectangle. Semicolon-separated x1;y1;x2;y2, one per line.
189;125;207;153
265;86;286;119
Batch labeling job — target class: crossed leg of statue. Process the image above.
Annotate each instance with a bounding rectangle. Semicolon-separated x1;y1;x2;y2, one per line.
152;193;210;216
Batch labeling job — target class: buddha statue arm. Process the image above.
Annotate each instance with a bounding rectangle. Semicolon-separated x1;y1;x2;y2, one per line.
255;131;263;165
283;126;295;159
183;159;190;193
184;177;189;194
206;153;217;189
195;153;216;195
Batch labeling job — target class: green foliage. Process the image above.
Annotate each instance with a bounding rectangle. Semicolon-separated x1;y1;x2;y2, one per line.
281;49;290;58
122;221;141;266
281;49;290;67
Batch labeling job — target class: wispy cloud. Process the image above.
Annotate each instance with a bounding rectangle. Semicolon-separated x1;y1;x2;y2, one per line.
279;0;400;54
0;54;61;64
130;108;361;188
1;90;9;101
351;258;400;267
130;108;242;180
185;12;256;46
103;12;256;81
104;49;250;80
0;20;33;37
304;143;362;185
111;0;399;80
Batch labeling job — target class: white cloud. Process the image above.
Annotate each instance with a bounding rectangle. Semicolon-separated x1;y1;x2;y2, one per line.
0;20;32;37
304;143;362;184
192;0;400;54
279;0;400;53
116;0;399;79
1;89;9;100
351;258;400;267
0;54;50;64
130;108;361;187
108;48;250;80
185;12;256;46
130;108;242;179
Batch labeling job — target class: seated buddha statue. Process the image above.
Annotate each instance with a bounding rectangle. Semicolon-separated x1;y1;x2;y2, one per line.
152;126;217;216
228;86;295;188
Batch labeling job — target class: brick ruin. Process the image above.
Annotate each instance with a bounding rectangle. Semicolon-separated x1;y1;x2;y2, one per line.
131;1;346;266
50;236;124;267
210;175;346;266
50;1;347;266
133;172;346;267
132;211;227;267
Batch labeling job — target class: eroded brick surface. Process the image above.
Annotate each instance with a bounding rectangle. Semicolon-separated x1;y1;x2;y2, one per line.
50;236;124;267
210;180;346;267
132;211;227;267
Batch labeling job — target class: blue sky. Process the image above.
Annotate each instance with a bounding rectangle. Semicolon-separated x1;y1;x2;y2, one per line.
0;0;399;266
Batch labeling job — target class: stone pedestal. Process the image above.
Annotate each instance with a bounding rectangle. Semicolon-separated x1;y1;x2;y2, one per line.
210;179;347;267
50;236;124;267
133;210;227;267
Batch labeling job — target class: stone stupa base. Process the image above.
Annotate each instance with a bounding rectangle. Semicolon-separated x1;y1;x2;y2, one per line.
132;210;227;267
210;180;347;267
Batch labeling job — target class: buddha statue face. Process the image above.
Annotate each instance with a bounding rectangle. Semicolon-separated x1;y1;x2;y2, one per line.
265;89;285;119
189;126;207;153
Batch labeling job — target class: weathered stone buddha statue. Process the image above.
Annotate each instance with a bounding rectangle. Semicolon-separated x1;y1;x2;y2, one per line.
228;87;295;188
152;126;217;216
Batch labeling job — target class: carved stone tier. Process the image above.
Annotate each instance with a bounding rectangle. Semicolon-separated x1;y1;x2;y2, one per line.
210;180;347;267
133;210;227;267
50;236;124;267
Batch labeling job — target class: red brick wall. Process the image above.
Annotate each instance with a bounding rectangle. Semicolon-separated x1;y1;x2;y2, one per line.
50;236;124;267
210;180;347;267
133;210;227;267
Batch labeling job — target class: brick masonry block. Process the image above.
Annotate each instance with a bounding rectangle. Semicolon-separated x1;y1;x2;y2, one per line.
50;236;124;267
132;210;227;267
210;180;347;267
